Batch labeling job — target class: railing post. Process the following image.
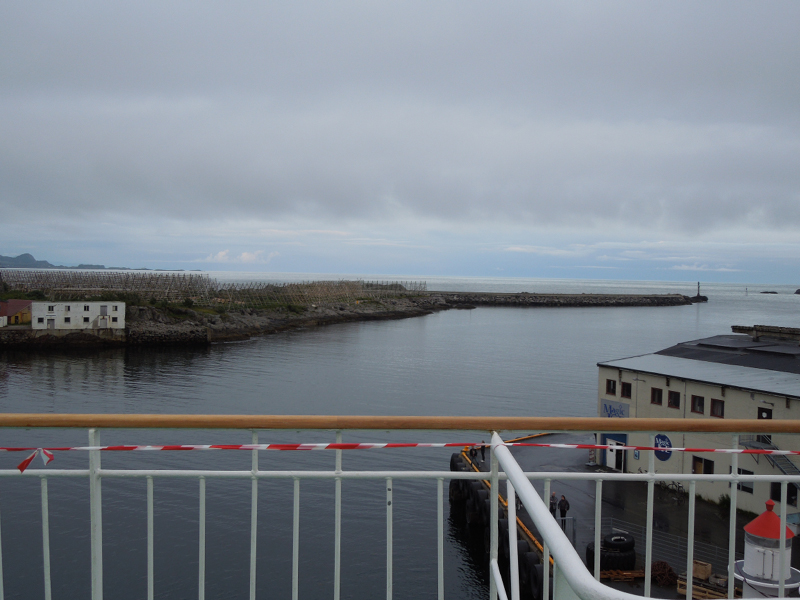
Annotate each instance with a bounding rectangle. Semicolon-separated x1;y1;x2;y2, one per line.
198;477;206;600
41;477;52;600
644;433;655;597
250;431;259;600
292;478;300;600
728;433;739;599
490;439;499;600
543;479;551;600
386;477;393;600
437;477;444;600
147;476;154;600
593;480;602;580
507;481;519;600
334;430;342;600
89;428;103;600
780;481;788;598
0;487;4;600
686;480;696;600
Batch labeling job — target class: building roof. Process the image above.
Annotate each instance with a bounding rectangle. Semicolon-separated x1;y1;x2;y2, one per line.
658;334;800;375
0;299;32;317
598;335;800;398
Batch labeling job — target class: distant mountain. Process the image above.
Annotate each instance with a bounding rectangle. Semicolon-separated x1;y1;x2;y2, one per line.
0;253;109;270
0;253;58;268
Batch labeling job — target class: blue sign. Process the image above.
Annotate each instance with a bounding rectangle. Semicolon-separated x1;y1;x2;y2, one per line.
601;399;629;419
654;434;672;461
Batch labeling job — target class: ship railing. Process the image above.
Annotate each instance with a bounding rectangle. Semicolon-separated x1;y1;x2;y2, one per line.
1;415;800;600
490;426;800;600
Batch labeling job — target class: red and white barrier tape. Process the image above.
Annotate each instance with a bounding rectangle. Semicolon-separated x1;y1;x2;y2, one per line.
15;448;54;473
3;442;797;473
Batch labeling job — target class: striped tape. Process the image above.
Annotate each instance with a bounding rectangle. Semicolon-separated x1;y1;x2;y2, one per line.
4;441;797;473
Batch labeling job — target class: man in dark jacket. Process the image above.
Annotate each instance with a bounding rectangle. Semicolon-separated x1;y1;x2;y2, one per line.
558;495;570;529
549;492;557;518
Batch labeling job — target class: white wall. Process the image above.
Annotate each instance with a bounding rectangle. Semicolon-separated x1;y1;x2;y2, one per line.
31;302;125;330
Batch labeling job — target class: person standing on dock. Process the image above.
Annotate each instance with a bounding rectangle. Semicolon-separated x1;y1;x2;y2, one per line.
549;492;557;518
558;495;570;529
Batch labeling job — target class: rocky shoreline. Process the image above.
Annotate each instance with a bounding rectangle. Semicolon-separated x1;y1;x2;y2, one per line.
0;292;693;348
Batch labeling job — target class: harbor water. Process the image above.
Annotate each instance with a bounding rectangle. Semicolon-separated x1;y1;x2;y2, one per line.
1;278;799;599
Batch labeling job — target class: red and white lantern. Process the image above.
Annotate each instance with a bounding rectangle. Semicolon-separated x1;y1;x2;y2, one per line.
734;499;800;597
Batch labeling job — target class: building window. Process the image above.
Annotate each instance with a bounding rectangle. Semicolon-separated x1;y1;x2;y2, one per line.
111;317;118;323
113;305;118;311
668;391;681;409
691;395;705;414
64;317;70;324
37;317;44;324
692;456;714;474
606;379;616;395
48;305;54;311
84;305;90;311
771;482;798;507
83;317;90;323
65;305;70;311
621;382;632;398
735;468;754;494
651;388;663;405
711;398;724;418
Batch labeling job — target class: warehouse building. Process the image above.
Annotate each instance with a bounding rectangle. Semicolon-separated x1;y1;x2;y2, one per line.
597;325;800;517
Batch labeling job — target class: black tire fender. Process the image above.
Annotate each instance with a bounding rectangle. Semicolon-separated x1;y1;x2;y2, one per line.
448;479;465;503
603;532;635;552
469;481;484;500
465;499;481;525
585;541;596;570
531;563;544;600
481;498;491;525
450;452;466;472
616;548;636;570
499;519;509;558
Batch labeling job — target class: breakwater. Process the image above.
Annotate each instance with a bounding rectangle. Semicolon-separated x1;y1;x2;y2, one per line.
429;292;692;308
0;292;692;348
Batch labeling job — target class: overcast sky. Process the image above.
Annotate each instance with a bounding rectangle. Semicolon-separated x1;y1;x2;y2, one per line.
2;2;799;282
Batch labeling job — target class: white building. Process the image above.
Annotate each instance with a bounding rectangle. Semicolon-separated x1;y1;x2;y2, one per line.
597;325;800;517
31;302;125;330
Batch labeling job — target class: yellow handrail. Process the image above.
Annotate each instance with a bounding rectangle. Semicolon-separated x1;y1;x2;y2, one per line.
0;414;798;432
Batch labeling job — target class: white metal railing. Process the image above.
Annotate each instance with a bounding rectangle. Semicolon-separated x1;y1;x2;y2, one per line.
2;417;800;600
0;427;492;600
490;431;800;600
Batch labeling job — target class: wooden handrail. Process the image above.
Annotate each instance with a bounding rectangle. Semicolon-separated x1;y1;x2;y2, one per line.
0;414;799;433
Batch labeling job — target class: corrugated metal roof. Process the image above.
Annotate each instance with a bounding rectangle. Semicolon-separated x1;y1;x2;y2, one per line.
598;353;800;399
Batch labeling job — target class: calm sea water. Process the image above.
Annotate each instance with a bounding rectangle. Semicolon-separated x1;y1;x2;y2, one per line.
1;278;798;599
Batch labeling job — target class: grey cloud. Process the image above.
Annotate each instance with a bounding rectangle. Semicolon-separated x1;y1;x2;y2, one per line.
1;1;799;247
3;2;798;120
5;97;798;231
